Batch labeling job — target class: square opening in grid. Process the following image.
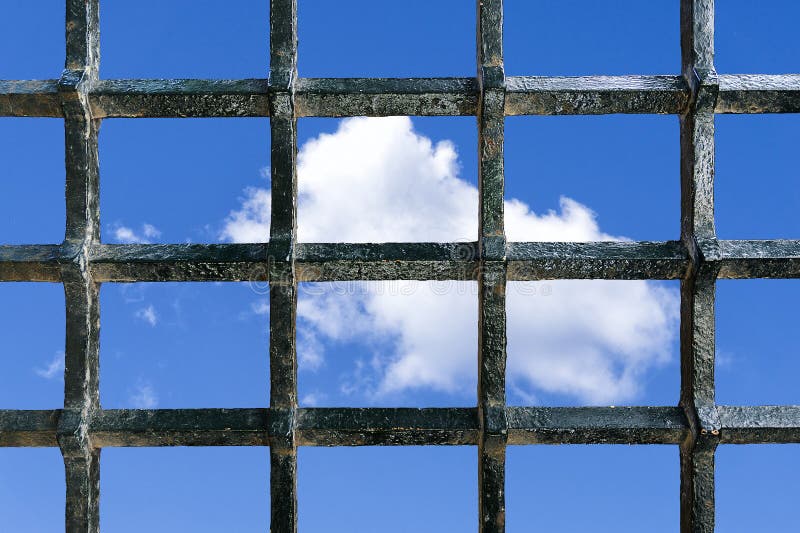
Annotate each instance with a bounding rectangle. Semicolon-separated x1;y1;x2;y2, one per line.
0;283;65;409
100;0;269;79
297;117;478;243
716;115;800;239
0;448;65;532
100;119;269;245
299;446;476;532
716;445;800;532
507;445;678;532
0;2;62;79
100;282;268;408
297;281;477;408
102;447;268;532
716;0;800;74
716;279;800;406
505;116;678;242
506;280;680;407
505;0;677;76
0;119;64;245
298;0;473;77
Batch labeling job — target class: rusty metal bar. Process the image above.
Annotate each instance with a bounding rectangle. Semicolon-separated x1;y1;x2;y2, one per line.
716;74;800;113
477;1;507;531
6;239;800;283
57;1;101;532
6;405;800;449
268;0;299;531
679;1;719;532
505;75;689;115
6;73;800;118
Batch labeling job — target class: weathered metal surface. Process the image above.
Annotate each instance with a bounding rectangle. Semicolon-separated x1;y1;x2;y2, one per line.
680;2;719;532
88;243;269;281
0;80;62;116
507;406;689;445
8;240;800;283
506;75;689;115
295;242;478;281
0;244;63;281
507;241;688;280
7;405;800;448
268;1;299;531
477;1;507;531
12;73;800;118
0;410;60;447
58;2;103;531
716;74;800;113
0;1;798;531
91;409;270;447
718;406;800;444
296;408;479;446
716;239;800;278
296;77;477;117
90;79;269;118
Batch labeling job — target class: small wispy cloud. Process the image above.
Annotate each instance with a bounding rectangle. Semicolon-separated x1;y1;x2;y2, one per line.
251;300;269;316
35;351;65;379
716;347;735;369
298;330;325;372
141;223;161;239
135;305;158;326
129;381;158;409
112;223;162;244
301;391;325;407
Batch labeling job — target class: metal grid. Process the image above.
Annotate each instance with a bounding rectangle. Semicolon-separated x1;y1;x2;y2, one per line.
1;0;799;531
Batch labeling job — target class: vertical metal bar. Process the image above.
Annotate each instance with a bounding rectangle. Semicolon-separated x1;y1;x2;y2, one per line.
477;1;507;532
59;1;101;531
679;1;720;532
268;1;299;532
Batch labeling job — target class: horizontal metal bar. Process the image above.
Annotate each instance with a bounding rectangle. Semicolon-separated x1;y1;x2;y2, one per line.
505;75;690;115
90;79;270;118
89;243;269;282
295;242;478;281
0;244;63;281
717;240;800;278
4;406;799;446
7;240;800;283
506;406;689;444
5;75;800;118
0;80;62;117
0;410;60;446
295;77;478;117
296;408;479;446
718;406;800;443
91;409;269;447
716;74;800;114
507;241;688;280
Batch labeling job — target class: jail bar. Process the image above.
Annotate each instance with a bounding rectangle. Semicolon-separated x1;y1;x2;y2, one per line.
0;1;799;532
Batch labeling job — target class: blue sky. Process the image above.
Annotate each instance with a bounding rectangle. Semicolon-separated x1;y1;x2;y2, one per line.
1;0;799;531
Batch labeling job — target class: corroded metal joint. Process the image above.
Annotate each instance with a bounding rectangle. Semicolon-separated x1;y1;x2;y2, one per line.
688;67;720;111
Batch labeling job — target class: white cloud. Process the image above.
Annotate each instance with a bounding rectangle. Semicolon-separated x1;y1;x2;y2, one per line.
135;305;158;327
251;299;269;316
129;381;158;409
301;392;326;407
142;223;161;239
113;223;162;244
220;187;271;243
222;117;679;405
35;351;65;379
